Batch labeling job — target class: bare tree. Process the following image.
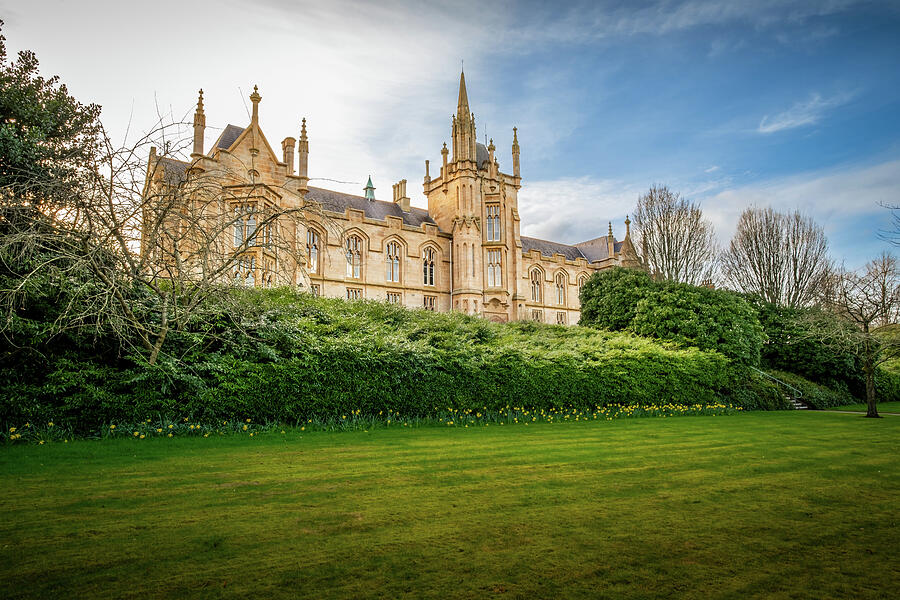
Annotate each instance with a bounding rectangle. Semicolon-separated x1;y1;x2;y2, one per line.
633;185;717;285
1;115;314;366
810;253;900;418
721;207;831;307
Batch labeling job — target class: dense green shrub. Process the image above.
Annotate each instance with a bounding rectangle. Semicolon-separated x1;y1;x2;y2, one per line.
579;267;654;330
751;299;860;392
0;290;742;432
766;370;854;409
580;269;764;366
726;371;790;411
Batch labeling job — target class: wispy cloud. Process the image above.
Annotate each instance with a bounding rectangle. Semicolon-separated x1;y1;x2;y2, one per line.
700;158;900;267
758;92;854;134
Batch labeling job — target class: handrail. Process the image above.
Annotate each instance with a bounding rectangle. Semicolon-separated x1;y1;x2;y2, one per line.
749;366;803;400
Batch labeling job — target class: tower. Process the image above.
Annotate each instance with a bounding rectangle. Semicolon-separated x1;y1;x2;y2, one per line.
423;70;524;320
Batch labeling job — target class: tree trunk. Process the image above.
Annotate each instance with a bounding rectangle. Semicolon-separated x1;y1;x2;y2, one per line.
148;299;169;367
863;341;879;418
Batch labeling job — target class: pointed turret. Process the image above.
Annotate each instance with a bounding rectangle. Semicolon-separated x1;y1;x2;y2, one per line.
364;175;376;200
192;89;205;157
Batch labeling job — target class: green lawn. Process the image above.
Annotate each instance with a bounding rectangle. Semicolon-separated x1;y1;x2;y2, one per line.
2;412;897;599
831;401;900;413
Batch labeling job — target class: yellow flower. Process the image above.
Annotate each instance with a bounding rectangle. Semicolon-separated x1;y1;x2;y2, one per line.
246;418;251;423
48;422;54;427
242;425;248;431
223;421;228;425
139;434;145;439
133;431;139;437
156;428;162;433
189;425;195;430
183;417;189;422
8;427;15;433
39;440;44;445
301;426;305;431
249;433;254;437
203;433;209;438
168;424;173;429
167;433;173;438
281;430;285;434
109;424;115;430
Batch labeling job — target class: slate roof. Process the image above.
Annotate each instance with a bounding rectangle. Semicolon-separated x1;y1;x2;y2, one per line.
476;142;490;168
573;236;624;263
521;236;587;261
305;186;438;229
211;124;245;152
157;156;189;185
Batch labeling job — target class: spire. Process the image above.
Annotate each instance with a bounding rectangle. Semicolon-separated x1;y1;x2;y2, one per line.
250;85;261;124
364;175;376;200
457;69;469;118
192;89;206;156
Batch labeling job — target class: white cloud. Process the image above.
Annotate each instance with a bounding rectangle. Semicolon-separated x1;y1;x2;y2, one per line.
701;159;900;266
517;159;899;269
757;92;854;134
518;177;641;244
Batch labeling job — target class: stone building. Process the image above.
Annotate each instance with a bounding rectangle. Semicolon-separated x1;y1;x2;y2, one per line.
146;72;642;323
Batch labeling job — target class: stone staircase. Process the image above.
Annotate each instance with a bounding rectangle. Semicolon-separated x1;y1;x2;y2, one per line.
751;367;808;410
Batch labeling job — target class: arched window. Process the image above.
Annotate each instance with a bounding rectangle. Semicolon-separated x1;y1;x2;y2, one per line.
386;241;401;282
556;272;566;305
578;274;588;297
234;256;256;287
307;229;320;273
530;269;543;303
345;235;362;279
246;208;257;246
423;247;435;286
487;249;501;287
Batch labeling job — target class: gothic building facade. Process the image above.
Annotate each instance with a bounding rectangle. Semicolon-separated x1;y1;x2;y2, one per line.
147;72;642;324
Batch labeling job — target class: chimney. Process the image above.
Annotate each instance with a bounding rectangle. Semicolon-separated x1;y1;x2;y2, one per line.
395;179;410;212
282;137;296;174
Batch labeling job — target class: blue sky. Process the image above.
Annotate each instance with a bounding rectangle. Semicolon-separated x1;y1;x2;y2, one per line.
2;0;899;268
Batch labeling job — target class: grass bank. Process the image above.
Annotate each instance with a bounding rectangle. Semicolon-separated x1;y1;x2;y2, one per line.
1;411;897;599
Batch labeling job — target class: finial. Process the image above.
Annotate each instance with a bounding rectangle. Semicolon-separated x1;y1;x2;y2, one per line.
441;142;448;154
250;85;261;123
197;89;204;111
513;126;518;142
301;117;307;138
608;222;614;238
625;215;631;237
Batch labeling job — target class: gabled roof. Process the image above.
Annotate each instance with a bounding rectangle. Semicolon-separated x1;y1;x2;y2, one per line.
521;236;587;262
156;156;189;185
573;235;623;263
210;124;245;152
305;186;438;229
